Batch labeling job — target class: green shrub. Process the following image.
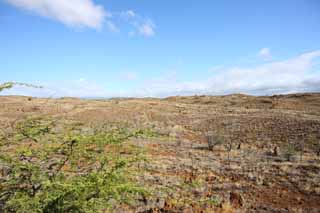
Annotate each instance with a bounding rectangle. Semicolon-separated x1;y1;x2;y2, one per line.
0;117;151;212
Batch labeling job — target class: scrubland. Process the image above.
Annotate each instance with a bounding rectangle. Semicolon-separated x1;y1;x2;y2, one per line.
0;93;320;212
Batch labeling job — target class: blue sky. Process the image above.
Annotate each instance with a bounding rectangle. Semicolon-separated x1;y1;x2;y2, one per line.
0;0;320;97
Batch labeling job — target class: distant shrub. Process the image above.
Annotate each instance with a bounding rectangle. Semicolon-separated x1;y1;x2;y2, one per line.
283;142;297;161
206;135;224;151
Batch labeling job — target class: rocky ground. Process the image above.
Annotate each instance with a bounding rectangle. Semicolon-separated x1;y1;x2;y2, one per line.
0;93;320;212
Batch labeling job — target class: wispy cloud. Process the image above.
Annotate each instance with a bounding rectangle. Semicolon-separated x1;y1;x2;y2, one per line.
258;47;272;61
4;0;108;30
206;50;320;94
106;20;119;32
119;10;156;37
120;10;136;19
133;50;320;97
2;51;319;98
137;19;155;37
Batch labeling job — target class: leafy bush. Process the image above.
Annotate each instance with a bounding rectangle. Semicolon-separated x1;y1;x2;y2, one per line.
15;117;53;142
0;117;152;212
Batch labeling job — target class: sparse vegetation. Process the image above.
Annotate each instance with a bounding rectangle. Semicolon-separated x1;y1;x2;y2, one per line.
0;94;320;212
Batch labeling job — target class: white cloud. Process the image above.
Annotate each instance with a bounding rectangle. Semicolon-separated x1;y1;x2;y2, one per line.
3;51;319;98
205;50;320;95
258;48;272;61
121;12;156;37
106;21;119;32
138;19;155;37
126;10;136;18
5;0;108;29
120;10;136;18
132;50;320;97
5;1;156;35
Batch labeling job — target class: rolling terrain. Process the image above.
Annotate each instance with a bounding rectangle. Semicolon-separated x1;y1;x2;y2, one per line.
0;93;320;212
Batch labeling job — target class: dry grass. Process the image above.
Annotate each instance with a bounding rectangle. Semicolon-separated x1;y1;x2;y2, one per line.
0;93;320;212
